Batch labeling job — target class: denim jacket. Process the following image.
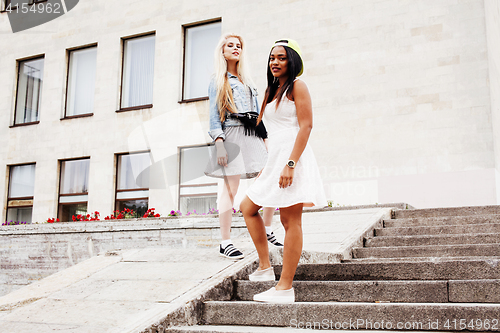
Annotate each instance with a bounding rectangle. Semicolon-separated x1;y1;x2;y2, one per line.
208;72;260;141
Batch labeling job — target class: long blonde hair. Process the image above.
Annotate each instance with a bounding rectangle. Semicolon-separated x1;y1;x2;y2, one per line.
213;33;255;122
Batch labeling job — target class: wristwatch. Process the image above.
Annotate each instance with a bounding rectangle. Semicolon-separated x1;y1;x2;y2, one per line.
286;160;296;169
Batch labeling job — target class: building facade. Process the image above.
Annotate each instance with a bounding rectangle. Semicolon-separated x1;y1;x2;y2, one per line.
0;0;499;223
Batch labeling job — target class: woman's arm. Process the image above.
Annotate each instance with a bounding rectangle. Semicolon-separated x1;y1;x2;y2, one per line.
279;79;313;188
207;79;228;166
208;79;225;141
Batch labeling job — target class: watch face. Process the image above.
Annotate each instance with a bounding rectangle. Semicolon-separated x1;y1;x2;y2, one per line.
287;160;295;168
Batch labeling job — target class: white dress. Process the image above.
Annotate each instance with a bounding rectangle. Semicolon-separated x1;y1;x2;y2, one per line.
246;91;327;208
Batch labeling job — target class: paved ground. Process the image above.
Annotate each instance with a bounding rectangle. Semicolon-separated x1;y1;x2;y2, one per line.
0;207;391;333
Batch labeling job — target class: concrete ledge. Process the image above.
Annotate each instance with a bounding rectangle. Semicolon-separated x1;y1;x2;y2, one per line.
385;214;500;227
365;233;500;247
353;243;500;259
129;253;261;333
305;202;412;213
449;279;500;303
0;216;246;236
203;301;500;329
167;326;447;332
0;253;123;312
394;205;500;219
236;280;448;303
287;260;500;281
375;223;500;236
0;216;250;297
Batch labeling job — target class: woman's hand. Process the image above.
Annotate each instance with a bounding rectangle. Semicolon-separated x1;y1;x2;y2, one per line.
215;139;228;166
279;165;294;188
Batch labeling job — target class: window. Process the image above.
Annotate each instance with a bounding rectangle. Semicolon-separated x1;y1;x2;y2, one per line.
116;152;151;217
6;164;35;224
14;57;44;125
120;34;155;110
58;159;89;222
179;145;217;215
182;21;221;101
65;46;97;118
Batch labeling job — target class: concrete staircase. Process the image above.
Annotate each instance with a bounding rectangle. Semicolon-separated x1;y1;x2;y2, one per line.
167;206;500;332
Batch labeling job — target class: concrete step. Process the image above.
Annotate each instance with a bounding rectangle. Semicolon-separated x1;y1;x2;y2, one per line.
394;205;500;219
277;260;500;281
384;214;500;228
166;325;321;332
375;223;500;236
353;243;500;259
235;280;448;303
236;279;500;304
167;326;449;332
345;256;500;263
203;301;500;331
365;233;500;247
449;279;500;303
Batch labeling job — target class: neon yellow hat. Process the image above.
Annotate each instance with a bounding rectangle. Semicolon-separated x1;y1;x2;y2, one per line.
272;39;303;76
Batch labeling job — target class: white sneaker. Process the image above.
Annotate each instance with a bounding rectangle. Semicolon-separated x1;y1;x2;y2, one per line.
248;267;275;281
253;287;295;303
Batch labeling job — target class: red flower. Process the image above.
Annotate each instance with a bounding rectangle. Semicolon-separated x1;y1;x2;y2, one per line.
72;216;76;221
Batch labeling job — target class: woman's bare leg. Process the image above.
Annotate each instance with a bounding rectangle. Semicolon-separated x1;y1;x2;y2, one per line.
240;196;271;270
262;206;275;228
219;175;240;240
275;203;303;290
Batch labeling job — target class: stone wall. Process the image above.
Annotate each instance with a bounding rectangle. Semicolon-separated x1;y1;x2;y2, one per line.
0;216;248;297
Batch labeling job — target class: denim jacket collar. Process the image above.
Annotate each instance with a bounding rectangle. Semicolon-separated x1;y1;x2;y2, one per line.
208;74;261;141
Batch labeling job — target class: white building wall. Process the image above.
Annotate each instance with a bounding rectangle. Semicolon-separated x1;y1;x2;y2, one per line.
0;0;497;223
485;0;500;204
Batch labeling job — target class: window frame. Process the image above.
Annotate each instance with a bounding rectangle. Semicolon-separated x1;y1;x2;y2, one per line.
114;151;151;215
180;19;221;103
12;55;45;127
6;163;36;223
117;32;156;113
177;144;218;213
63;44;98;120
57;157;90;221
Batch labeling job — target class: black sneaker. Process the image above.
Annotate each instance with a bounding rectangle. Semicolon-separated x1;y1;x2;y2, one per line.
267;232;283;247
220;244;244;259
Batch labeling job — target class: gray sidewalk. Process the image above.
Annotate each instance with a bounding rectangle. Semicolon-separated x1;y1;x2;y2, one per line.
0;207;392;333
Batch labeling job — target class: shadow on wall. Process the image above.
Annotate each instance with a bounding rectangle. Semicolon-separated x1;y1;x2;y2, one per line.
6;0;80;33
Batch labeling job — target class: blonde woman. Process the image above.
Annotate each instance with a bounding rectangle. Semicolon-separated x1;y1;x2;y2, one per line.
205;33;282;259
